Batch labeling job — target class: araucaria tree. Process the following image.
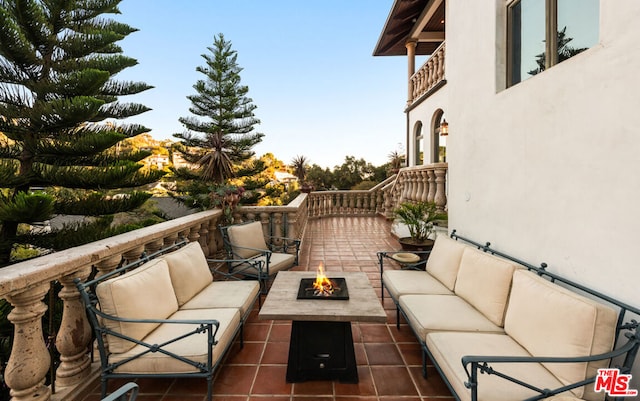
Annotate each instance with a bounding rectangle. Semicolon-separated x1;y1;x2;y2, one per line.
0;0;163;266
174;33;264;186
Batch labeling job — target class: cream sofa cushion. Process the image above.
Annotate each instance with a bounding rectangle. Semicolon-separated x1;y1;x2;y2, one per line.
254;252;295;274
504;270;617;400
426;331;566;401
227;221;268;259
163;242;213;306
382;270;453;300
111;308;240;373
399;294;504;340
425;235;467;290
454;248;517;327
181;281;260;317
96;258;179;353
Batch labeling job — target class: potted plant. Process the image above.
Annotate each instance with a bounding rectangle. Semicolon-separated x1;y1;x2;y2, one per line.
210;184;245;225
392;201;447;251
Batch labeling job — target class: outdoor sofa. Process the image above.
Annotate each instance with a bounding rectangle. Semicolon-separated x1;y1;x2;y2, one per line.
379;231;640;401
76;241;260;401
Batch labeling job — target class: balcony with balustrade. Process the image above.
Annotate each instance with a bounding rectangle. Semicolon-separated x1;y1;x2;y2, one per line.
0;164;447;401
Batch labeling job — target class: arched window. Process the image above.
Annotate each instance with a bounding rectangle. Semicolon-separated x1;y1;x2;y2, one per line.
431;110;446;163
414;121;424;165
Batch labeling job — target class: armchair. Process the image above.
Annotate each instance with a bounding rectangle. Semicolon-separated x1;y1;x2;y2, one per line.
213;221;300;293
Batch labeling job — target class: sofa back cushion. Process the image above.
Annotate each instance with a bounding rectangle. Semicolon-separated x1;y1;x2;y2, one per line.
454;247;517;327
504;270;617;399
425;235;467;291
227;221;268;259
96;258;179;353
163;242;213;306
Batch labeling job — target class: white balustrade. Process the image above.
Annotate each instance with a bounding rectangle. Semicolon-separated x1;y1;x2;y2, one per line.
409;42;446;104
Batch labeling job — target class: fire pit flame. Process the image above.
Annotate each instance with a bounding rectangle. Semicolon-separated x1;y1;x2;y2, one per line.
311;263;339;297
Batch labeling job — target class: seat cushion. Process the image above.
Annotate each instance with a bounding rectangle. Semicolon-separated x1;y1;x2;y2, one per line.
426;331;566;401
227;221;268;259
454;248;517;327
504;270;617;400
110;308;240;373
163;242;214;306
255;252;295;275
96;258;179;353
382;270;453;300
425;235;467;290
399;294;504;340
180;280;260;317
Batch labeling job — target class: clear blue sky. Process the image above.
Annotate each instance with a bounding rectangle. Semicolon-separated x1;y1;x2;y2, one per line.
115;0;407;168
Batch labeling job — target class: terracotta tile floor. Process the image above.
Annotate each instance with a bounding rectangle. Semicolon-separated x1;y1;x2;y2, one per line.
80;216;454;401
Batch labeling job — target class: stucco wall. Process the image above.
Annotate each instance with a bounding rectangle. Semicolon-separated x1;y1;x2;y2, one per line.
445;0;640;303
439;0;640;386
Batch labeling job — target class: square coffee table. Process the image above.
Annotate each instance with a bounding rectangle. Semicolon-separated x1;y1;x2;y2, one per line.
259;271;386;383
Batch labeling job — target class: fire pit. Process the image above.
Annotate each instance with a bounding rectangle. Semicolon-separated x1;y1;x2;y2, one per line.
297;264;349;300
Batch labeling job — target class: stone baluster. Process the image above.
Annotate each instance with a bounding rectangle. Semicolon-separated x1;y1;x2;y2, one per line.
412;171;421;201
399;173;409;203
313;194;319;216
259;213;270;245
420;169;429;202
433;53;441;84
427;169;436;203
408;173;416;201
188;225;200;244
5;284;51;401
273;213;283;246
434;167;448;212
198;222;209;255
122;245;144;265
438;46;445;79
163;233;179;249
308;195;315;217
287;212;297;239
415;171;425;202
55;266;93;388
329;193;336;215
178;229;190;242
145;239;163;255
95;254;122;278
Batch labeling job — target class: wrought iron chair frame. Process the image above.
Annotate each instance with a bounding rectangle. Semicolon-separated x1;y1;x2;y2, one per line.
215;221;301;293
392;230;640;401
75;241;238;401
101;382;139;401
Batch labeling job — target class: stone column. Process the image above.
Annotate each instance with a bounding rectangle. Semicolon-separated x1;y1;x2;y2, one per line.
5;284;51;401
55;266;93;387
406;40;417;102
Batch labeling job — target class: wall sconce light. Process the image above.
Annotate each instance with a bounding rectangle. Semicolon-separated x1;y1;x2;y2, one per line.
440;119;448;136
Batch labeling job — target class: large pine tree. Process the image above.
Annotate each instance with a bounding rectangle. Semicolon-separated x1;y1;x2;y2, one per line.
0;0;163;266
174;33;264;185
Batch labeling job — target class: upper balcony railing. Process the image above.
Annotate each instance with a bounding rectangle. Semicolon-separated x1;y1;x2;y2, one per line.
409;42;446;105
0;165;446;400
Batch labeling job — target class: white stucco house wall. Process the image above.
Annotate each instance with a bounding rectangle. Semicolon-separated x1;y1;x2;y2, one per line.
375;0;640;389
